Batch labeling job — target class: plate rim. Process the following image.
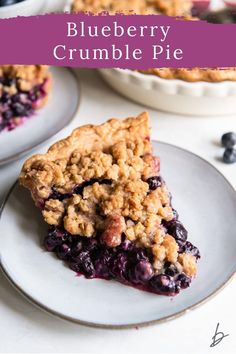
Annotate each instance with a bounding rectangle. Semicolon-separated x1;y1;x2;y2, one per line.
0;141;236;329
0;67;81;166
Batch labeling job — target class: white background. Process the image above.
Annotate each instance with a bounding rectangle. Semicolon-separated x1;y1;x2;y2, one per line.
0;68;236;353
0;0;236;352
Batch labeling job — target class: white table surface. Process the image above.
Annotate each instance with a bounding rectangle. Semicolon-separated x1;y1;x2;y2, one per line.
0;68;236;354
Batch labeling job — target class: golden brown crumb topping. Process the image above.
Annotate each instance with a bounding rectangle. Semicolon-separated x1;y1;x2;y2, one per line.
72;0;192;16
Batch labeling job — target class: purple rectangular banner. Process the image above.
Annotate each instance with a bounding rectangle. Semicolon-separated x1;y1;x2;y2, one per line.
0;13;236;68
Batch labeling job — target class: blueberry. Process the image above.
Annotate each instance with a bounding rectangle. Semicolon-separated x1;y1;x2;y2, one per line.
44;227;68;251
72;251;95;278
132;248;149;262
109;252;128;280
28;92;38;102
177;273;191;289
131;260;154;284
221;132;236;148
94;248;112;278
80;256;96;278
57;244;71;260
11;93;21;103
0;92;10;103
44;226;69;252
44;236;63;252
0;0;24;7
3;77;15;86
223;148;236;164
48;226;68;240
50;188;71;201
164;220;188;243
164;262;178;277
2;110;13;121
150;274;176;295
180;241;201;259
70;240;85;258
69;261;81;273
11;102;27;116
119;240;134;252
147;176;162;190
83;238;97;252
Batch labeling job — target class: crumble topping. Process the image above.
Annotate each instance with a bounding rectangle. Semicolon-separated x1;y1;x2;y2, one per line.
72;0;192;16
43;199;65;226
140;68;236;82
20;113;198;277
178;253;197;276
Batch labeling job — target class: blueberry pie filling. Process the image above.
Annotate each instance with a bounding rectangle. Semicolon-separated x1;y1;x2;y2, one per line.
20;113;200;296
0;65;51;132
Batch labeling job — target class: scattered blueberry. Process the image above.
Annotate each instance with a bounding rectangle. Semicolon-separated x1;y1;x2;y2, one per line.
147;176;162;190
0;0;24;7
221;132;236;148
223;148;236;164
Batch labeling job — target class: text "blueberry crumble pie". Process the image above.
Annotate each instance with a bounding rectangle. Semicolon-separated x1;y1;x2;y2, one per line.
20;113;200;296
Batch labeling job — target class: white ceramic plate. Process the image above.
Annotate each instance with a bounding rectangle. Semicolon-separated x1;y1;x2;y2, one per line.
0;142;236;328
99;69;236;116
0;67;80;165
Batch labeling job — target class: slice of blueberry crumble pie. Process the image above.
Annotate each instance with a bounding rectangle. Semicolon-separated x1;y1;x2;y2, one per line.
19;113;200;296
0;65;51;133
